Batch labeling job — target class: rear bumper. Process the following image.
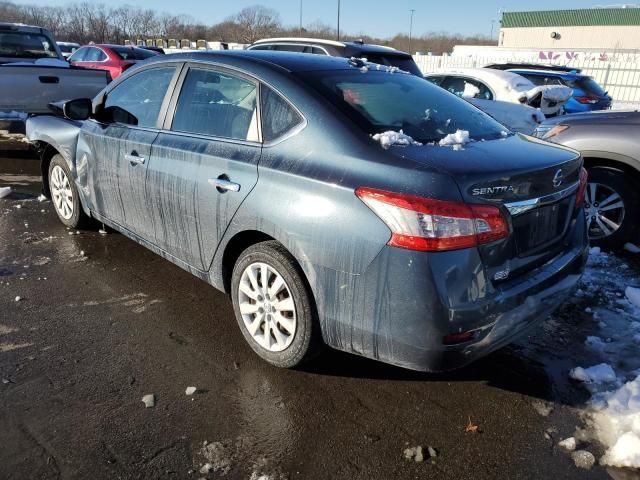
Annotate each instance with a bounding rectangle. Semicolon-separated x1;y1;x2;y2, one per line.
319;214;588;371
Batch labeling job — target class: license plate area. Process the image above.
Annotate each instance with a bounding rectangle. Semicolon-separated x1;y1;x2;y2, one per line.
513;199;572;254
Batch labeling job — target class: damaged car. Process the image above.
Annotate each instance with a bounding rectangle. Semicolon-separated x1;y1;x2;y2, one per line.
27;51;588;371
425;68;572;117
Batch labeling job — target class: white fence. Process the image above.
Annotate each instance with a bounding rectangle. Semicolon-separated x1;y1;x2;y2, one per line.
413;54;640;109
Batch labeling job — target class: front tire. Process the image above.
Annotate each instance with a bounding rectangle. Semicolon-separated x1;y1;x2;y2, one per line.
231;241;321;368
584;166;639;250
48;154;89;229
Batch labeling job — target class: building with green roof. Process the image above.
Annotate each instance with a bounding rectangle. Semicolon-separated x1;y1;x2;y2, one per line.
499;7;640;50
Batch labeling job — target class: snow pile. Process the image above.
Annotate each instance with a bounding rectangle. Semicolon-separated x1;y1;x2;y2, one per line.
567;247;640;468
0;187;10;199
570;363;617;385
439;129;471;147
462;82;480;98
625;286;640;309
623;243;640;253
372;130;421;149
540;85;573;103
590;376;640;468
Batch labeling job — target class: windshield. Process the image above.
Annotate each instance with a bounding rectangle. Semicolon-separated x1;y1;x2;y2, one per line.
111;46;157;60
299;69;508;143
58;44;78;54
567;77;607;97
0;32;58;59
361;53;423;76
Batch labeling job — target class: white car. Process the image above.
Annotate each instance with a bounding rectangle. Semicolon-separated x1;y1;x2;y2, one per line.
425;68;572;117
466;98;544;135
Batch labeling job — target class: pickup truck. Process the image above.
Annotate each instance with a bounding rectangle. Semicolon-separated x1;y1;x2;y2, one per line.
0;22;109;133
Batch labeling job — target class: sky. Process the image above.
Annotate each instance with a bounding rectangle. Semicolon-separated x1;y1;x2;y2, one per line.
27;0;604;38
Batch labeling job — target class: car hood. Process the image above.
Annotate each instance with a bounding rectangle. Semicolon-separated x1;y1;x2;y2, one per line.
389;133;582;203
540;110;640;127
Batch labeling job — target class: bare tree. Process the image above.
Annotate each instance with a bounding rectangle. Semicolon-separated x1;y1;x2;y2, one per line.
0;0;495;52
231;5;281;44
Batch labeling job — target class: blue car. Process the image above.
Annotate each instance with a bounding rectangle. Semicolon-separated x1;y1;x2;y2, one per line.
509;69;611;113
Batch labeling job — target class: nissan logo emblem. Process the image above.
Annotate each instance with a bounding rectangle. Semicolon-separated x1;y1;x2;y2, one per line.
552;169;563;188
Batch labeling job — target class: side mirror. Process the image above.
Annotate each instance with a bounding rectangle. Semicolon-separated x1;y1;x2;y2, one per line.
62;98;93;120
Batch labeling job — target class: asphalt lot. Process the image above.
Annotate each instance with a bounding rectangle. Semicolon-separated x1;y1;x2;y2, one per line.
0;143;637;480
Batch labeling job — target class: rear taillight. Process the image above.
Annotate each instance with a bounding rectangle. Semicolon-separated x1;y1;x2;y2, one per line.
575;96;599;105
355;187;509;252
575;167;588;209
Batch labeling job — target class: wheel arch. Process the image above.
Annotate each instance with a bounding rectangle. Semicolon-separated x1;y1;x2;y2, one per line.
33;141;64;197
219;230;320;316
220;230;277;294
582;155;640;179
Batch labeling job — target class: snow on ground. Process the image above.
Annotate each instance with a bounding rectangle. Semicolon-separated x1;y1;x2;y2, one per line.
372;130;422;149
439;129;471;146
569;247;640;469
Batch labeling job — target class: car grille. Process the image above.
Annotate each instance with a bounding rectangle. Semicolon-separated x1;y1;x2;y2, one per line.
512;198;572;255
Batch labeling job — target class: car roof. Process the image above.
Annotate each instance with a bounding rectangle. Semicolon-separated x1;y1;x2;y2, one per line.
0;22;49;35
251;37;403;55
426;67;533;87
509;68;584;79
143;50;381;73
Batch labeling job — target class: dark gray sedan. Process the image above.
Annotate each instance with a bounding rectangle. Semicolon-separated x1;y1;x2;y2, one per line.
27;51;589;371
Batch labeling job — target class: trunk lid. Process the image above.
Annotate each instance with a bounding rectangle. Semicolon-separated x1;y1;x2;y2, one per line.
393;133;583;282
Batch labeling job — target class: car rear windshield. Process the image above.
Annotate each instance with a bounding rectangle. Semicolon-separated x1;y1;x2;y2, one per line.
359;53;423;76
110;46;156;60
298;69;508;144
0;32;58;59
567;77;607;97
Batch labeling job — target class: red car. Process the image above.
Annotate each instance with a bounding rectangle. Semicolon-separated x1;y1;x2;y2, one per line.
68;44;158;81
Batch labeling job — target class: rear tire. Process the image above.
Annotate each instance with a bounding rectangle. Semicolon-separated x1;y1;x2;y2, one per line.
48;154;89;229
584;166;639;250
231;240;322;368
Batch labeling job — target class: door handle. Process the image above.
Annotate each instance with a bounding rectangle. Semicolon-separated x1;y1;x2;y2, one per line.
125;153;145;166
208;177;240;193
39;76;59;84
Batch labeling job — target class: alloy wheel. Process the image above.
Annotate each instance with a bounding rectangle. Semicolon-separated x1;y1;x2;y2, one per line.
584;182;625;240
237;262;297;352
50;165;74;220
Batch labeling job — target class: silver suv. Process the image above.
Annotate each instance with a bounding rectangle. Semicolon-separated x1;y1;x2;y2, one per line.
535;110;640;249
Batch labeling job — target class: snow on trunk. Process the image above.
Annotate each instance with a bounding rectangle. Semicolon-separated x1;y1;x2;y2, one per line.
439;129;471;147
371;130;421;149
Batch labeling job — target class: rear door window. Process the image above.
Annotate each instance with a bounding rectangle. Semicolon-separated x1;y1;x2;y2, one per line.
260;85;304;142
440;76;494;100
69;47;87;62
103;66;176;127
567;77;607;97
172;68;259;141
84;47;106;62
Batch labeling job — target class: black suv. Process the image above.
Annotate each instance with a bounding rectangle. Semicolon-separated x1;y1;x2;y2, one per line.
247;37;423;76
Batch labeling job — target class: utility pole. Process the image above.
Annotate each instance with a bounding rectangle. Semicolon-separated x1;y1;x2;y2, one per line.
409;9;415;54
337;0;341;41
299;0;303;36
490;19;495;39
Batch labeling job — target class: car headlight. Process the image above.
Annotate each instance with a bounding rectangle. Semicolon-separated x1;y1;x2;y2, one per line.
533;124;569;140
